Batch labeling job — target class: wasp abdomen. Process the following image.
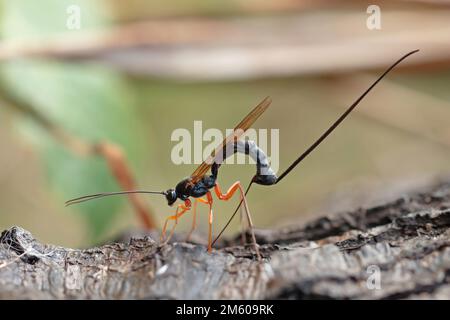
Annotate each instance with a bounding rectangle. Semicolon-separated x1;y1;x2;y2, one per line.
213;140;278;186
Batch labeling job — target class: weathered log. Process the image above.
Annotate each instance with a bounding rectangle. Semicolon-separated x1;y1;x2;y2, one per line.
1;180;450;299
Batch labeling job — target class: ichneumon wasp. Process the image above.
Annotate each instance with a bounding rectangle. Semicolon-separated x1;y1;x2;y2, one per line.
66;50;419;260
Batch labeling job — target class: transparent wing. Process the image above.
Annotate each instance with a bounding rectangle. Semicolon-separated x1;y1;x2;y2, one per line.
189;96;272;184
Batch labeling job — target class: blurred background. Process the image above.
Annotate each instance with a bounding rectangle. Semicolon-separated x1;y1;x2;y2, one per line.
0;0;449;248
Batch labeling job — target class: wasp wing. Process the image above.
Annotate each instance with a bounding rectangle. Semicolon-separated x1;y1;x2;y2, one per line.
189;96;272;184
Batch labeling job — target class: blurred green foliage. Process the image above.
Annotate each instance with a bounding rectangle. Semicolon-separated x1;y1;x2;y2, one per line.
0;0;146;241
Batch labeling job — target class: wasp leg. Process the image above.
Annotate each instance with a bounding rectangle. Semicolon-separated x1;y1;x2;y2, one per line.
239;201;247;245
214;182;261;260
186;197;209;242
160;202;191;244
185;199;198;242
205;192;214;253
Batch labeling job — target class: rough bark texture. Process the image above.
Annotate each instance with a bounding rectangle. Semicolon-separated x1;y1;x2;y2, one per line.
1;180;450;299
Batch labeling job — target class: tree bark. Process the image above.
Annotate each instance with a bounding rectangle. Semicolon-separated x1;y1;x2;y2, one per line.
1;180;450;299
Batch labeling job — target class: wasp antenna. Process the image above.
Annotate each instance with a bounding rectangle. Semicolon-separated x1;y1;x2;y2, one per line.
65;190;166;206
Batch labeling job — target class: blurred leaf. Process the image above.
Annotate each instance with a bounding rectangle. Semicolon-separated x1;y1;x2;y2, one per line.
0;60;145;242
0;0;145;242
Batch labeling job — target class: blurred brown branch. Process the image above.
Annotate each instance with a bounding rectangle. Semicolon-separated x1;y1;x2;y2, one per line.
0;9;449;80
94;143;156;229
0;85;158;229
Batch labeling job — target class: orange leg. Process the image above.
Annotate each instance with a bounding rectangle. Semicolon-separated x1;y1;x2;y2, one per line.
185;199;198;242
186;197;209;242
214;182;261;260
160;200;191;243
206;192;214;253
239;201;247;245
